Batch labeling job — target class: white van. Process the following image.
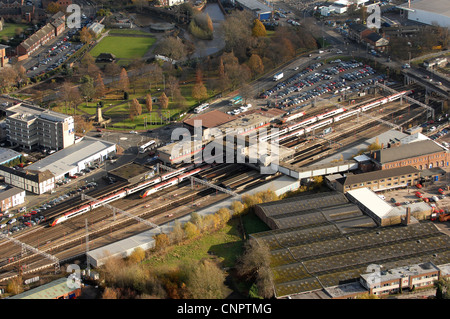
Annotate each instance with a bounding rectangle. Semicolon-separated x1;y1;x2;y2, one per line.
378;194;386;200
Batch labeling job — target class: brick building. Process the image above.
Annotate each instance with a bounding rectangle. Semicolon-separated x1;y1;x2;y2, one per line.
370;140;450;170
16;12;65;56
331;166;421;193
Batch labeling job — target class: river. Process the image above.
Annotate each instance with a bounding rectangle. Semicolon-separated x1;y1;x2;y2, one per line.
184;3;226;58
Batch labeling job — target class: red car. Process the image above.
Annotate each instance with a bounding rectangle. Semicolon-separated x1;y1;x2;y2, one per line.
30;210;38;215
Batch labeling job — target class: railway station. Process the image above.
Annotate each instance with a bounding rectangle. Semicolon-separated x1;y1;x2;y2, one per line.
1;39;450;301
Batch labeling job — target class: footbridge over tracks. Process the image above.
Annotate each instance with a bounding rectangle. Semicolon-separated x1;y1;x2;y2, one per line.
272;160;359;180
402;69;449;99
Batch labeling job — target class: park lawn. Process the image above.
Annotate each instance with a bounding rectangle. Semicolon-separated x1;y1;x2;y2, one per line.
0;23;29;39
109;108;183;130
89;35;155;61
145;218;244;272
107;28;151;36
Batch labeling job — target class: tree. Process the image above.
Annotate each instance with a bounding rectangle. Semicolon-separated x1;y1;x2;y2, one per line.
119;68;130;92
252;19;267;37
95;72;107;98
128;247;146;264
130;98;142;118
236;239;273;298
247;54;264;78
154;233;170;252
79;26;93;44
159;92;169;109
46;2;61;14
184;221;200;239
191;82;208;103
145;94;153;112
185;259;227;299
6;276;23;295
434;278;450;299
153;36;187;61
79;75;95;101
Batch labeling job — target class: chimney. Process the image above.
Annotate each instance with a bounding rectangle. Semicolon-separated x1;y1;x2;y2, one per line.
402;207;411;225
408;0;411;8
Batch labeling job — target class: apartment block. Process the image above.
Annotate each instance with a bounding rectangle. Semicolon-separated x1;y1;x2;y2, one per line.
4;102;75;151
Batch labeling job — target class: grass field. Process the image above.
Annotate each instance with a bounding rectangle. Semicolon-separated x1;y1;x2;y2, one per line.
89;35;155;63
0;23;29;39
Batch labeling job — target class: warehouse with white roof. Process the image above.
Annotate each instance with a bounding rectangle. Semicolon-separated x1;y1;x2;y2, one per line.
26;136;116;181
346;187;432;226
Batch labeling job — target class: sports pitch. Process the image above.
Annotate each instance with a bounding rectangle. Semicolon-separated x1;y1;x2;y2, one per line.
90;35;156;62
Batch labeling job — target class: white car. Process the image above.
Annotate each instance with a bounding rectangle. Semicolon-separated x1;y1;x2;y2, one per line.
129;131;138;134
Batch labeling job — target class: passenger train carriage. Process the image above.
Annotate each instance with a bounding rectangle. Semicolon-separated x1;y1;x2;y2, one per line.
50;165;209;226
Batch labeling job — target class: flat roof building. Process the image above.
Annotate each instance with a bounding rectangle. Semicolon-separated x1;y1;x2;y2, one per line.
4;102;75;151
397;0;450;28
26;136;116;181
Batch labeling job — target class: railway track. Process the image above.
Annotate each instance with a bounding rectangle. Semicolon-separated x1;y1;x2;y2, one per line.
0;164;266;281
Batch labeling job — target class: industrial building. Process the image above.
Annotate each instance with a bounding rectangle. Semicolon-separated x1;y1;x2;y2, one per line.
251;213;450;298
328;166;421;193
346;187;432;226
369;140;450;170
235;0;273;20
397;0;450;28
26;136;116;182
8;277;82;299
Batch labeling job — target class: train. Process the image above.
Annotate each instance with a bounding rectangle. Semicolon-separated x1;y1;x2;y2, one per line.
261;91;411;143
50;165;209;227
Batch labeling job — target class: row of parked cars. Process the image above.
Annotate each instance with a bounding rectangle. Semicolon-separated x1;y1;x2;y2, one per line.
69;163;101;179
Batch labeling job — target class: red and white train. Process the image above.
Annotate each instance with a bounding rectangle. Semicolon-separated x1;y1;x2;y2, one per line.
50;165;209;226
263;91;411;143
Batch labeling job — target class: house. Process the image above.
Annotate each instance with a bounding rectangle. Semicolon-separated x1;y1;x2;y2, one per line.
95;52;116;63
0;185;25;212
363;31;389;52
16;23;56;56
347;23;372;43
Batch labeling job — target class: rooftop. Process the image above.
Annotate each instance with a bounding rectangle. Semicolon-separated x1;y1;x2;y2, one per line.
26;136;116;178
8;277;80;299
346;187;393;218
252;221;450;297
184;110;236;129
339;166;420;186
371;140;446;164
397;0;450;17
235;0;273;14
